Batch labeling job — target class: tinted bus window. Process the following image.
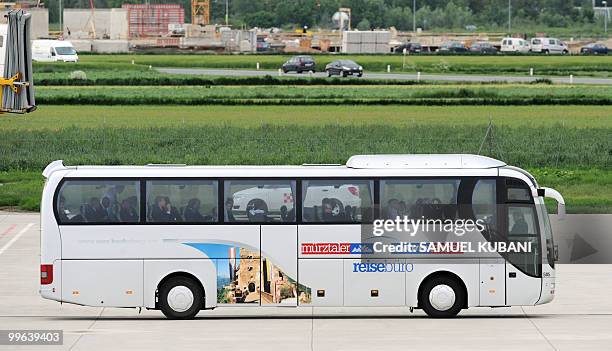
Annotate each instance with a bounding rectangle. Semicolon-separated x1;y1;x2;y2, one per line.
146;180;218;223
224;180;296;223
380;179;460;220
302;180;373;223
472;179;496;227
57;180;140;224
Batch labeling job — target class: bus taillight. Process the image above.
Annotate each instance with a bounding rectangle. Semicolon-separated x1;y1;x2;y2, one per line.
347;186;359;197
40;264;53;285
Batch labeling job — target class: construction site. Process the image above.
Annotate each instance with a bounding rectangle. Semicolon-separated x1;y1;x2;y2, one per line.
0;0;610;54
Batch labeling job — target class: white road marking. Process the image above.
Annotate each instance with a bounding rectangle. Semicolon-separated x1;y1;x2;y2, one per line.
0;223;34;255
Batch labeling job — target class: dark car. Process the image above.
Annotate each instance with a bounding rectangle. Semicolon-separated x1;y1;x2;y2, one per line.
281;55;316;73
325;60;363;77
438;41;468;53
580;43;609;55
396;42;422;54
469;42;498;54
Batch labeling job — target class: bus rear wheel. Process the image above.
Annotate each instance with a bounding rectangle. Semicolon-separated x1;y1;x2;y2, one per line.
159;276;203;320
419;275;464;318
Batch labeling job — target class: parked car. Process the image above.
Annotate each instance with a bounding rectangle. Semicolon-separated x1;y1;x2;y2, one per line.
500;38;531;53
437;41;468;53
530;38;568;54
469;42;498;54
281;55;316;73
580;43;609;55
325;60;363;77
395;42;422;54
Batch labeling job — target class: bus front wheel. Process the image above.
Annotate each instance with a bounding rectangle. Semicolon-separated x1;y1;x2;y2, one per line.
159;276;203;320
419;275;464;318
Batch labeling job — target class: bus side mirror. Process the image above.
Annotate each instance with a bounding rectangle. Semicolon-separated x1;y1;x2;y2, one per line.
557;203;566;220
539;187;566;220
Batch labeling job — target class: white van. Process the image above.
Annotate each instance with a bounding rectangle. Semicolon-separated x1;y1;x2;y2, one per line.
530;38;568;54
500;38;530;53
32;40;78;62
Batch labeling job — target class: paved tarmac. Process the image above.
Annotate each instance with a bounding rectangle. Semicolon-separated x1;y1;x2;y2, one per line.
156;68;612;85
1;211;611;350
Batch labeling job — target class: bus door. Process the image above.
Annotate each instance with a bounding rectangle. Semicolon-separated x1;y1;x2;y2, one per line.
499;176;542;305
261;225;298;306
235;179;298;306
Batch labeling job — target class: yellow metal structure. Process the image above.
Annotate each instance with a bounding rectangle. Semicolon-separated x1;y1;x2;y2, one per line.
0;72;29;113
192;0;210;26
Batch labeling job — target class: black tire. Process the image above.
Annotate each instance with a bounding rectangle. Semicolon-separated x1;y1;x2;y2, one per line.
419;275;464;318
159;276;203;320
357;72;363;77
327;70;332;77
342;71;347;77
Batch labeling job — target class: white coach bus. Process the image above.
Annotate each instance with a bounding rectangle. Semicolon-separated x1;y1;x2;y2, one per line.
40;154;565;319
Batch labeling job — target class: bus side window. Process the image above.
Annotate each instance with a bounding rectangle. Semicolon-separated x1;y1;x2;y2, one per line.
146;180;218;223
301;180;373;223
224;180;296;223
380;179;459;221
56;180;140;224
471;179;496;228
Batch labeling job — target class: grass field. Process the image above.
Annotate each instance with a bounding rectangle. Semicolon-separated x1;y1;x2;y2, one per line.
0;105;610;213
34;84;612;105
32;54;612;81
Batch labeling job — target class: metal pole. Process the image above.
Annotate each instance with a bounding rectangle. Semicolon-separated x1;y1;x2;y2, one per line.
225;0;229;26
59;0;62;36
604;1;608;33
508;0;511;34
413;0;416;33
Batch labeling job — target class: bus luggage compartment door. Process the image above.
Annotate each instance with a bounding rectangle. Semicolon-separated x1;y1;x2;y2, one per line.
260;225;298;306
479;258;505;306
61;259;143;307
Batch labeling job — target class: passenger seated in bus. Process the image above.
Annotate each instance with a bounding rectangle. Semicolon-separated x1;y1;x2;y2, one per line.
102;185;125;205
84;197;108;222
399;201;407;217
510;210;528;234
386;198;401;219
58;196;69;222
247;200;268;222
322;198;343;222
119;196;139;222
151;196;182;222
101;196;118;222
184;198;207;222
225;198;236;222
280;206;293;222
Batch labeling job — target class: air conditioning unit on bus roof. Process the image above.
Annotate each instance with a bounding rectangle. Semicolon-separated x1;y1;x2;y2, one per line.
345;154;506;169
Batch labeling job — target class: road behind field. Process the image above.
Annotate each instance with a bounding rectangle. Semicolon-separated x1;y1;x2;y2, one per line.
1;211;611;350
156;68;612;85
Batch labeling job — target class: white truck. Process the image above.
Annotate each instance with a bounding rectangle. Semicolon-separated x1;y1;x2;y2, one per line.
32;40;78;62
